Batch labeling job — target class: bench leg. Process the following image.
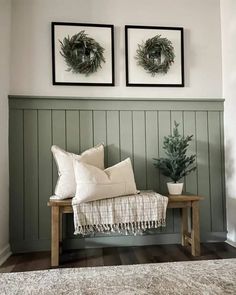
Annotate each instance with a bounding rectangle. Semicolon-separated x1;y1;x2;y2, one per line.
191;201;201;256
60;212;63;254
51;206;60;267
181;207;188;246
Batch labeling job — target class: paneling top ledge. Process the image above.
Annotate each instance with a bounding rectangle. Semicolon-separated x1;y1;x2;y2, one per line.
8;95;224;111
9;95;225;102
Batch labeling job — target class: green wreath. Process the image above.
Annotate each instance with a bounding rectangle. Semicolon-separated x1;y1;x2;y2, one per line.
136;34;175;76
59;31;105;76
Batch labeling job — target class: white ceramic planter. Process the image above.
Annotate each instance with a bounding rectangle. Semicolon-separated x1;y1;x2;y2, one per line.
167;182;184;195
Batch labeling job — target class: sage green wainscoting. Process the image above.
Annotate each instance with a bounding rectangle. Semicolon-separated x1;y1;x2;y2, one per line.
9;96;226;253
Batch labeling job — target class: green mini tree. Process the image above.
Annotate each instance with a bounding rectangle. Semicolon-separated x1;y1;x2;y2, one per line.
153;121;196;183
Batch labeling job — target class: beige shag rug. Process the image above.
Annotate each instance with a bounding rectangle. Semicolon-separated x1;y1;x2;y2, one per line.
1;259;236;295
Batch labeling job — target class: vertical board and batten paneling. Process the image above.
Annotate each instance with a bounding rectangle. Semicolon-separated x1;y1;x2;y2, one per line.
9;96;226;252
158;111;173;233
120;111;133;161
95;110;108;168
146;111;159;192
65;111;80;237
183;111;197;195
93;111;106;147
66;111;80;154
196;112;211;232
220;112;227;231
80;111;93;152
106;111;120;167
52;110;66;189
170;111;183;233
24;110;38;241
38;110;52;240
9;110;24;243
133;111;146;190
208;112;224;232
51;110;68;239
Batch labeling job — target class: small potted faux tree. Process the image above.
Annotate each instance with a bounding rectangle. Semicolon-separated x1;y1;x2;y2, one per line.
153;121;196;195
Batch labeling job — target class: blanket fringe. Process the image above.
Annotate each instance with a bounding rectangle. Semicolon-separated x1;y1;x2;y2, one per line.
74;219;166;236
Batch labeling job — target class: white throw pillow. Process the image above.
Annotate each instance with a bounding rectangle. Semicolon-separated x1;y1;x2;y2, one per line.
73;157;138;203
51;144;104;199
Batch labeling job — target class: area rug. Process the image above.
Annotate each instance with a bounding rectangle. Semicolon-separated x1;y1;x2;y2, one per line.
1;259;236;294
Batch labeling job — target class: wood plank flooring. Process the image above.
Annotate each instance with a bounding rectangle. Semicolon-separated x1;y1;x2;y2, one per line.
1;242;236;273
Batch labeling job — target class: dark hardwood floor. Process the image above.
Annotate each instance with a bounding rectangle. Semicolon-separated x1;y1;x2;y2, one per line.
1;242;236;273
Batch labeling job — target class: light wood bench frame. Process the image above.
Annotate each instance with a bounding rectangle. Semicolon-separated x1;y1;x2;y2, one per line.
48;194;203;267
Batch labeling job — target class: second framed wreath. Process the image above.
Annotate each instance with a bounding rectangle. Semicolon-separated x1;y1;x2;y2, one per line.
125;25;184;87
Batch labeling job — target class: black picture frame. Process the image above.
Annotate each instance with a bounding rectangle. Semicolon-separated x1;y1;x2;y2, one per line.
125;25;184;87
52;22;115;86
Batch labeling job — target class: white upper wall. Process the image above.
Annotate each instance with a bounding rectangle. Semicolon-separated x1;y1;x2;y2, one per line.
10;0;222;98
221;0;236;244
0;0;11;260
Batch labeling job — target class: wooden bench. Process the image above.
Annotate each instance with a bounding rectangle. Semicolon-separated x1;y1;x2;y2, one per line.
48;194;203;267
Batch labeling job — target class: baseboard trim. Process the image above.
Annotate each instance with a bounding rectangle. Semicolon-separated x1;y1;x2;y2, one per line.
226;239;236;248
11;231;227;253
0;244;11;266
64;232;227;249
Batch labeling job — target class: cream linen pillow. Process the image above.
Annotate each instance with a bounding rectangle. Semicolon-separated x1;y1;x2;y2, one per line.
51;144;104;199
73;157;138;204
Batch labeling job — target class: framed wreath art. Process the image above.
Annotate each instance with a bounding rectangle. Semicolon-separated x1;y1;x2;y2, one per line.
125;25;184;87
52;22;114;86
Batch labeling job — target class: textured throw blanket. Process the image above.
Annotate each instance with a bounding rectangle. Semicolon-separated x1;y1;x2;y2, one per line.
72;191;168;235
